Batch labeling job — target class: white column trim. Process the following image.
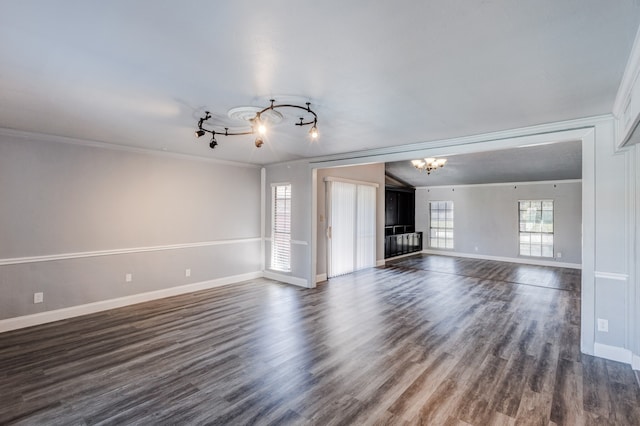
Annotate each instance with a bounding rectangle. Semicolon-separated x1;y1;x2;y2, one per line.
594;271;629;281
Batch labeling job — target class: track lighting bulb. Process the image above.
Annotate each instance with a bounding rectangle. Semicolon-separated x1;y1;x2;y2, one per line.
209;137;217;149
309;125;319;139
255;137;264;148
254;116;267;135
195;129;205;138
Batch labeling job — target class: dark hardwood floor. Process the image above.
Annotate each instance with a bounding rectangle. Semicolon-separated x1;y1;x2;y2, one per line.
1;254;639;425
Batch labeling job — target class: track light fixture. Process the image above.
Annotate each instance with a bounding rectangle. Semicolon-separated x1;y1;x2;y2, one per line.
195;99;319;149
412;157;447;175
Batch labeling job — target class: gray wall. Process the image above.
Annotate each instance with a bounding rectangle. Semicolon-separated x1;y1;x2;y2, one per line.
316;163;385;278
415;181;582;264
591;123;633;350
264;161;313;285
0;133;262;319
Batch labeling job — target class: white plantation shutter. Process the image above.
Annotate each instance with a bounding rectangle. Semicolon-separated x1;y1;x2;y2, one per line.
271;184;291;272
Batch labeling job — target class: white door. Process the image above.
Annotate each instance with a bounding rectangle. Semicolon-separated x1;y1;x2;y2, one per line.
326;180;376;278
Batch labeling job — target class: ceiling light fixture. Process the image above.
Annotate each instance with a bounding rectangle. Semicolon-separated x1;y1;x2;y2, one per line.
195;99;319;149
412;157;447;174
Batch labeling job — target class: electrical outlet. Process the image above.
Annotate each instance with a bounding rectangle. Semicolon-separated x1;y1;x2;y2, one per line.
557;252;562;259
33;292;44;304
597;318;609;332
185;268;191;277
125;273;132;283
474;246;479;252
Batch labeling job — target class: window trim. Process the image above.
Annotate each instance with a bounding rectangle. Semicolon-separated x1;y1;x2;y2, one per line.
428;200;454;250
270;183;292;272
518;199;554;258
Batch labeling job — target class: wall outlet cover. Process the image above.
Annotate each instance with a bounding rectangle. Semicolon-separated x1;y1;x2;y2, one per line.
33;292;44;304
125;273;132;282
597;318;609;332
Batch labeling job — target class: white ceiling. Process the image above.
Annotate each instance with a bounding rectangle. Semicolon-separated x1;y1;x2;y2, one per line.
385;140;582;187
0;1;639;165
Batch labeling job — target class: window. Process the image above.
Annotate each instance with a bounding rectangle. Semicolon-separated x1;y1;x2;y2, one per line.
429;201;454;249
519;200;553;258
271;184;291;272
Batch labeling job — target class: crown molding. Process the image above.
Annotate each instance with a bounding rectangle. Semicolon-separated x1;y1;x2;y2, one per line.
305;115;611;169
415;179;582;190
0;127;260;169
613;24;640;117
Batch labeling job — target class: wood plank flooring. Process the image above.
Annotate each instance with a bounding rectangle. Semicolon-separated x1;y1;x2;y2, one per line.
1;254;639;425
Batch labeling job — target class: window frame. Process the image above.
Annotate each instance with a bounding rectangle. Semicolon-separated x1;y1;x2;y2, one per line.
518;199;554;258
270;183;292;272
428;200;454;250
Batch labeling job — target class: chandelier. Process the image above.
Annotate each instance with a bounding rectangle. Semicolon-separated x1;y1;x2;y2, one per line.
195;99;318;149
411;157;447;174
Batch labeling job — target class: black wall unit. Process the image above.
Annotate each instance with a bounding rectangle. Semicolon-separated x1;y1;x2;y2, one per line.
385;187;421;258
385;232;422;258
385;188;415;226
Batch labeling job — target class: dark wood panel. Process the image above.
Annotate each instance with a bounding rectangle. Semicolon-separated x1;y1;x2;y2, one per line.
385;187;415;227
0;254;638;424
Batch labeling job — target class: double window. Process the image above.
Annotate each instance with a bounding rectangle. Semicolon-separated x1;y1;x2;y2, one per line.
271;184;291;272
519;200;553;258
429;201;454;249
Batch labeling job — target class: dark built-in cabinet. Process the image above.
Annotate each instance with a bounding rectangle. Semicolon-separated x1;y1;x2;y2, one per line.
385;189;414;226
385;187;422;258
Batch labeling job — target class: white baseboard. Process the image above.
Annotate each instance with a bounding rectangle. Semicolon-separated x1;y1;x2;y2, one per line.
263;270;309;288
593;342;633;365
376;259;385;267
0;271;262;333
385;252;423;262
633;354;640;371
316;273;327;283
421;249;581;269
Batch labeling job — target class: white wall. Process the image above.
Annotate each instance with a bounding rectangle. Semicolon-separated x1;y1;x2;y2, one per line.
415;180;582;265
316;164;385;279
0;131;262;322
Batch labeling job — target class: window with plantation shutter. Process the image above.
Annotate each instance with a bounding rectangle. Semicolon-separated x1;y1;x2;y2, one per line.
271;184;291;272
